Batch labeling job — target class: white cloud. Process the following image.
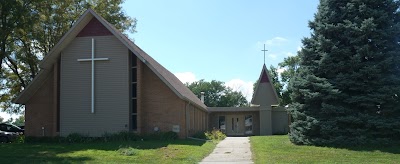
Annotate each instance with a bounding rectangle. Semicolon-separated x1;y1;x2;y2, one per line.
267;51;296;58
259;37;288;47
225;79;254;102
268;54;277;60
285;52;295;56
277;67;286;74
297;46;302;52
174;72;197;84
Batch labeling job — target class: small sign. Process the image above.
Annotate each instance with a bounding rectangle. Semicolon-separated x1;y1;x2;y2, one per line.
172;125;180;133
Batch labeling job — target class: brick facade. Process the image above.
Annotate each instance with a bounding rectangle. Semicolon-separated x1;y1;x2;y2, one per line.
187;104;208;136
25;67;57;137
141;62;186;137
140;62;207;138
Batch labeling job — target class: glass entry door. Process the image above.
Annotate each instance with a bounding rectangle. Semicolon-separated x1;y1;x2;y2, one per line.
227;115;244;136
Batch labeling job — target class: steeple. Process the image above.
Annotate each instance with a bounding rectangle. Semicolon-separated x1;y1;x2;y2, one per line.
260;67;270;83
251;64;279;106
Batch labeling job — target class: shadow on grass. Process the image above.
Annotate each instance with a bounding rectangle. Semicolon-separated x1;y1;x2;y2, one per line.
331;144;400;154
0;139;207;163
120;139;206;149
268;135;400;155
292;143;400;155
0;143;94;163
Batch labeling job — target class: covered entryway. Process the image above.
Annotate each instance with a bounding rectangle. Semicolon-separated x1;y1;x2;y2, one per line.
208;107;260;136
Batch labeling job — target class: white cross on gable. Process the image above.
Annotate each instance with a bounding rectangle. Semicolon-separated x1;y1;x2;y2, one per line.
77;38;109;113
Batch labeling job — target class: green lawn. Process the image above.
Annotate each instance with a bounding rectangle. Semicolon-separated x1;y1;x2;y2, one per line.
250;135;400;163
0;139;215;163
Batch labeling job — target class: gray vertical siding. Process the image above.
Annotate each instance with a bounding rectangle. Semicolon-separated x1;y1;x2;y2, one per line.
272;107;289;134
60;35;129;137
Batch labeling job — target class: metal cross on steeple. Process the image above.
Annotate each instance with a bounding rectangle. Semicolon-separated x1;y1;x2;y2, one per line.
261;44;268;64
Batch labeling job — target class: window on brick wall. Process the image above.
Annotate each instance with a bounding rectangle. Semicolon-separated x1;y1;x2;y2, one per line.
131;53;137;131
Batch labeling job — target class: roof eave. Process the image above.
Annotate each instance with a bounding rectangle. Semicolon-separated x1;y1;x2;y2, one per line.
183;97;208;112
13;69;51;104
40;9;94;69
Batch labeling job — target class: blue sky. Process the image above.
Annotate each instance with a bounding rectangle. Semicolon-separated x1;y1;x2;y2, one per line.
124;0;319;99
0;1;319;121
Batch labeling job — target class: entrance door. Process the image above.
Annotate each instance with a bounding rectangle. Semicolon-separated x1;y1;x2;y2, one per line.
227;116;244;136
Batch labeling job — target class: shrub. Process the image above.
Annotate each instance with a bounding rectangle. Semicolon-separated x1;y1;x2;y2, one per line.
161;131;178;140
66;133;93;143
192;131;207;140
24;131;179;143
25;136;63;143
102;131;139;142
141;131;178;141
13;135;25;143
205;129;226;141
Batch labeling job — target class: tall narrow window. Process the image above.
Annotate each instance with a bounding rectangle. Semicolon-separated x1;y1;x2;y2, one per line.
218;116;225;133
231;118;234;131
131;53;137;131
245;115;253;135
57;59;60;132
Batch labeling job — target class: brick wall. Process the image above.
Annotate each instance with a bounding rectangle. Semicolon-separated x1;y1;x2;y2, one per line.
187;104;208;136
141;63;187;138
25;69;56;137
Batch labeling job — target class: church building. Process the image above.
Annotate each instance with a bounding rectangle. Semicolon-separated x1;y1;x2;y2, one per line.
14;9;288;138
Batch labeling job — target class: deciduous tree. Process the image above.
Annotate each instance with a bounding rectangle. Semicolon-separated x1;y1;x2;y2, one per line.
13;115;24;126
278;55;300;105
187;80;248;107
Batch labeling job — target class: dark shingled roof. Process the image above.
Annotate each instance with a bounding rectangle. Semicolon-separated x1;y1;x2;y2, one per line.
14;9;207;110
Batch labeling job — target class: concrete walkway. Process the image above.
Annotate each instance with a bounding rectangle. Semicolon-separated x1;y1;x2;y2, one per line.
199;137;253;164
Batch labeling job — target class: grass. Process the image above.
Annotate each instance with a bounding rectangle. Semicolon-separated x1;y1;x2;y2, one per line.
0;139;215;163
250;135;400;163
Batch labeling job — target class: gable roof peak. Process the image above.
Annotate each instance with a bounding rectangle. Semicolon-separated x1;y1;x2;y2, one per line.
250;64;279;106
14;9;207;110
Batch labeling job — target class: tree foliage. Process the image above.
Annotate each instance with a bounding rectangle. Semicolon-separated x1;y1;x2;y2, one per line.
289;0;400;146
13;115;24;126
279;55;300;105
187;80;248;107
0;0;137;114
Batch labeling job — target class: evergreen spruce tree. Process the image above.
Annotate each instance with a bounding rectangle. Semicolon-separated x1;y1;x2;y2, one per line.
289;0;400;146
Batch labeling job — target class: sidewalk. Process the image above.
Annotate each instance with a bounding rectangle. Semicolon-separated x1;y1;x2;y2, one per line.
199;137;253;164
